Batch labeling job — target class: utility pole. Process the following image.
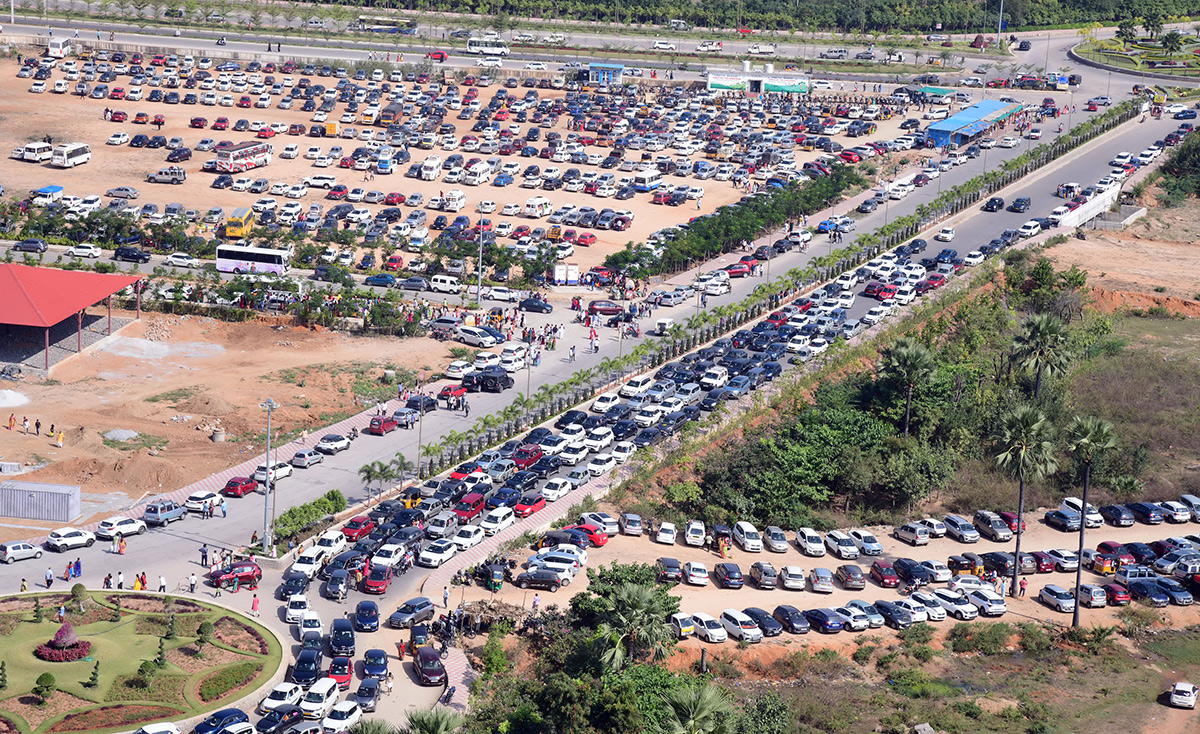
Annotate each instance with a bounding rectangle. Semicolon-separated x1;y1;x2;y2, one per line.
259;399;279;557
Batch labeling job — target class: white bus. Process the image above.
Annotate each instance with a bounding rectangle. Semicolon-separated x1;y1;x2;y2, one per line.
634;169;663;192
466;37;510;56
216;140;273;172
50;142;92;168
215;244;291;275
47;38;72;59
354;16;417;34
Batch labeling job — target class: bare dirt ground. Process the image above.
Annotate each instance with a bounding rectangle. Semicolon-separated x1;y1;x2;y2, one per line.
0;50;923;272
0;313;449;541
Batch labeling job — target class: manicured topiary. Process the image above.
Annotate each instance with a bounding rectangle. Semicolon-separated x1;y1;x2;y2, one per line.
34;672;56;701
84;660;100;688
0;660;6;689
34;623;92;662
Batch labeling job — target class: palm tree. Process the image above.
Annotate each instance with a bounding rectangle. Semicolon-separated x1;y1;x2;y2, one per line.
399;709;464;734
1161;30;1185;57
1012;314;1073;399
358;460;396;503
993;406;1058;598
662;684;734;734
350;721;398;734
391;453;415;482
1067;416;1116;627
597;583;674;670
1116;20;1138;47
878;338;935;436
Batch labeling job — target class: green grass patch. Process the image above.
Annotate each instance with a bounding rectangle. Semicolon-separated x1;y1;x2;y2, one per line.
105;674;189;705
1113;314;1200;361
196;662;261;703
133;614;207;638
101;434;167;452
1144;629;1200;668
143;388;198;407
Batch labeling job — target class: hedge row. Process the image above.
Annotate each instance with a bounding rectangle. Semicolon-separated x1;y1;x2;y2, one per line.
197;662;261;703
273;489;348;541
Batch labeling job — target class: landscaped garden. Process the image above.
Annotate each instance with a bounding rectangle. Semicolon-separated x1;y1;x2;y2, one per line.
0;588;282;734
1076;21;1200;77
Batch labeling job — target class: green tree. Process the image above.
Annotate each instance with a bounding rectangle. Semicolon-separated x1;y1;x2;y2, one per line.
1142;12;1164;39
1116;20;1138;47
398;708;464;734
1067;416;1116;627
391;453;415;482
357;460;395;503
993;406;1058;598
879;337;935;436
34;672;56;701
1012;313;1072;399
596;583;675;671
735;690;790;734
1161;30;1184;56
85;660;100;688
0;660;7;690
663;684;734;734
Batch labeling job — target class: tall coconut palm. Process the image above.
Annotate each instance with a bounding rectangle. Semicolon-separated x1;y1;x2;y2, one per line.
1067;416;1116;627
993;406;1058;598
878;338;936;436
662;684;734;734
1013;314;1073;400
399;709;464;734
597;583;674;670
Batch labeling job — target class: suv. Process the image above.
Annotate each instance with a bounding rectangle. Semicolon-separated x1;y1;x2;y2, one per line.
749;561;778;589
713;562;744;589
143;500;186;526
943;514;980;543
973;510;1013;542
114;245;152;263
720;609;763;642
824;530;859;560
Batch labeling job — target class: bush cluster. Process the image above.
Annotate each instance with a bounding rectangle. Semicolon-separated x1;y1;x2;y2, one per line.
273;489;347;541
197;662;261;702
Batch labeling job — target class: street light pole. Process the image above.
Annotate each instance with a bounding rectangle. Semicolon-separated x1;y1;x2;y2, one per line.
259;399;279;557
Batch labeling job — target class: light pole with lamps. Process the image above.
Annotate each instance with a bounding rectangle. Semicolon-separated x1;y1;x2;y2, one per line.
259;399;280;557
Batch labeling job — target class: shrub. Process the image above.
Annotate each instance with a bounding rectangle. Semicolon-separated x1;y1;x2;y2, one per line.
70;584;87;605
198;662;261;702
51;623;79;649
34;624;91;661
852;645;876;665
897;622;935;646
947;622;1013;654
1117;606;1159;639
952;700;984;719
33;672;56;700
909;644;935;662
1017;622;1053;653
888;667;955;699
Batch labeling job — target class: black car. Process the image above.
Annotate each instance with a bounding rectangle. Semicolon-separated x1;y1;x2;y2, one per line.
515;569;565;591
166;147;192;162
743;607;783;637
874;600;914;629
291;648;323;686
355;600;380;631
519;297;553;313
114;246;152;263
329;618;356;656
1008;197;1031;212
700;389;726;410
1100;504;1135;527
211;174;234;189
771;604;810;633
405;395;438;413
713;562;744;589
300;630;323;652
657;557;683;583
982;196;1004;212
555;410;588;429
1128;502;1165;524
529;455;562;478
12;238;47;252
1125;542;1158;565
277;572;310;600
892;558;933;583
632;427;663;448
1129;580;1169;607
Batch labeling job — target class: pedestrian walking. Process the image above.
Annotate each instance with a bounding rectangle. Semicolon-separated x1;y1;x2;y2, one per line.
45;566;53;588
117;571;124;589
158;575;166;593
119;537;127;555
220;499;228;518
443;586;449;608
22;417;29;434
58;604;66;622
189;573;197;593
200;544;208;566
532;593;540;613
34;419;40;435
7;414;14;430
110;538;118;554
251;594;260;617
73;558;81;578
464;401;470;417
56;431;64;448
21;578;28;592
1019;577;1027;597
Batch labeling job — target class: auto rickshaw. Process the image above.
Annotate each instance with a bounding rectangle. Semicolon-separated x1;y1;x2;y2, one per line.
1089;551;1119;576
483;563;505;593
962;552;986;577
947;555;974;576
398;486;422;509
409;623;432;650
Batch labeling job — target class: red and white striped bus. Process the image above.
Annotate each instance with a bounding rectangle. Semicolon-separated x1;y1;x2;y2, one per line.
216;141;273;173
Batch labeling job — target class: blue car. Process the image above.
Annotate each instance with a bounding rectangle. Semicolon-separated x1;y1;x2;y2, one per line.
1128;502;1165;524
194;709;248;734
494;173;514;186
364;273;396;287
1175;110;1198;120
355;600;380;632
487;487;520;509
215;61;241;71
362;648;390;679
1129;580;1169;607
803;608;844;633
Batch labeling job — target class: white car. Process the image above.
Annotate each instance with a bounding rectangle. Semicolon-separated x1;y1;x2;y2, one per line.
184;491;221;513
96;516;147;539
587;453;617;476
930;588;979;620
583;427;615;452
963;251;984;266
611;441;636;464
947;574;990;593
108;132;129;145
480;507;516;535
165;252;198;268
832;606;871;631
910;591;947;621
417;539;458;567
253;461;293;483
322;701;362;733
45;527;96;551
892;598;929;623
966;589;1008;616
448;527;484;551
284;594;311;624
445;360;475;379
259;682;303;714
919;560;952;582
1170;681;1197;709
1017;220;1042;238
656;522;678;544
779;565;806;590
683;561;709;585
542;478;571;501
682;520;705;547
314;530;347;556
559;424;588;447
1045;549;1079;571
691;612;728;642
721;609;763;642
66;243;104;258
934;227;955;242
795;528;826;556
560;443;590;466
998;136;1020;148
591;391;621;413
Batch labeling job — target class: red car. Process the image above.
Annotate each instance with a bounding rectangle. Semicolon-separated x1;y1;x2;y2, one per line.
366;416;397;434
793;298;813;312
328;656;353;689
109;87;126;99
576;232;597;247
150;54;166;66
222;476;257;497
1097;541;1136;565
288;124;306;135
256;128;276;138
512;444;544;470
870;559;900;588
563;523;608;547
739;255;759;269
361;565;392;595
725;262;750;278
342;516;375;541
384;255;404;271
864;280;883;297
926;273;947;288
1029;551;1056;573
765;311;788;327
562;229;577;243
1103;583;1131;606
339;157;355;168
587;299;622;316
451;462;485;480
514;492;545;518
208;561;262;589
998;511;1026;533
189;117;208;128
327;185;349;200
212;117;229;130
110;110;128;122
426;51;447;62
237;96;253;107
878;284;899;300
152;114;165;126
839;150;861;163
512;225;531;239
385;192;404;205
439;384;468;400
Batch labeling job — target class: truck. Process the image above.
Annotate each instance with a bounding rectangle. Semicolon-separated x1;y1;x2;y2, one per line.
746;43;777;55
696;41;722;53
146;166;187;184
324;121;341;137
32;185;64;206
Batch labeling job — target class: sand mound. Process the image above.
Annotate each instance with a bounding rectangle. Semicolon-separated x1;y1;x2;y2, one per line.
30;454;187;492
178;392;237;416
1089;288;1200;318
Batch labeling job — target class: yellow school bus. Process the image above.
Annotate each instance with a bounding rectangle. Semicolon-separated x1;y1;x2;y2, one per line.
223;207;254;239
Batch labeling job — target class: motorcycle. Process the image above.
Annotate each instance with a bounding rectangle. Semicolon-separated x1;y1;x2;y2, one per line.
348;427;359;440
216;36;227;46
899;579;924;597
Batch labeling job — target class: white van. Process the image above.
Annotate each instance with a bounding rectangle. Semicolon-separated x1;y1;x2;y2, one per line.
431;274;462;294
676;382;702;404
443;189;467;211
524;196;552;218
463;163;492;186
23;142;53;162
458;325;498;347
300;678;339;719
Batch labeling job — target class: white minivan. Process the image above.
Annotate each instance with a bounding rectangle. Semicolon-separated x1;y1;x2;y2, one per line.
431;274;462;294
300;678;339;719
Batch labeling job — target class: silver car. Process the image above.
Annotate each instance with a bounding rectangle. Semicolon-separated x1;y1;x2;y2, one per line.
763;526;790;553
292;448;324;468
0;541;42;564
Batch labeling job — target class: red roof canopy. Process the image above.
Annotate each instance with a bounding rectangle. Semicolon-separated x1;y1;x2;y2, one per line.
0;264;141;328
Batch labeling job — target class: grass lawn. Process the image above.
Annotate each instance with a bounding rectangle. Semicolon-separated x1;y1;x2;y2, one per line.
1114;314;1200;360
0;593;282;734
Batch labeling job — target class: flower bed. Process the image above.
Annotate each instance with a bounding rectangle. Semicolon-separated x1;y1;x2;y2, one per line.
34;640;92;662
106;674;188;705
213;617;268;654
0;715;17;734
103;595;205;614
48;705;180;733
135;613;208;637
197;662;262;703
